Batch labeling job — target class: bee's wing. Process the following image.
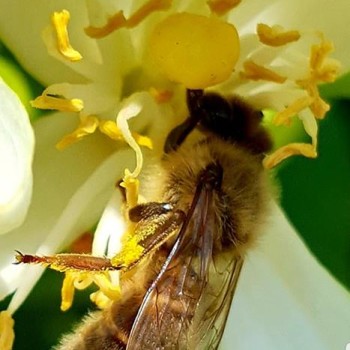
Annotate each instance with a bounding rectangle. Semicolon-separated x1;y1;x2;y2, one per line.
126;179;243;349
191;254;243;349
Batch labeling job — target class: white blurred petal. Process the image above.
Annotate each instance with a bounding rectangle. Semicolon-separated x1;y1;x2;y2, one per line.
221;202;350;350
0;111;117;300
92;189;126;257
0;78;34;235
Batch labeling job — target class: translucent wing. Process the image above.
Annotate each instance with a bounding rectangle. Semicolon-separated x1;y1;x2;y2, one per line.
126;170;243;350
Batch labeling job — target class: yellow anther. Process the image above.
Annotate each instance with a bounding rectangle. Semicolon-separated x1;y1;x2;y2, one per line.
31;93;84;112
274;96;314;126
0;311;14;350
310;38;334;73
56;115;99;150
296;37;339;119
126;0;172;28
99;120;124;140
241;60;287;83
51;10;82;61
85;0;172;38
60;272;78;311
99;120;153;149
132;133;153;149
149;13;240;89
84;11;127;39
257;23;300;47
263;143;317;169
90;290;113;309
207;0;242;16
92;274;121;300
149;87;173;103
120;172;140;209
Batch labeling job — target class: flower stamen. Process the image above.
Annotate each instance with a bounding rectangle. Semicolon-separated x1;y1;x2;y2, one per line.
84;0;172;39
51;10;82;62
56;115;99;150
263;143;317;169
240;60;287;83
257;23;301;47
31;91;84;113
296;37;340;119
274;96;314;126
207;0;242;16
0;311;14;350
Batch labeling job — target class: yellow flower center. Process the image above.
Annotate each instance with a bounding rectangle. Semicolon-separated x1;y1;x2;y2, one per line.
148;12;240;89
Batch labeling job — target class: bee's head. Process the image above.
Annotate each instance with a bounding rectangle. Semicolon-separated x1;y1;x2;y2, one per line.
164;89;272;155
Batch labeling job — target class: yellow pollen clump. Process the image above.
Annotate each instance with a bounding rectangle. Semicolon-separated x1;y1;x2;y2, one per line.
111;236;144;268
31;93;83;113
241;60;287;83
207;0;242;16
51;10;82;61
274;96;314;126
263;143;317;169
85;0;172;38
149;12;240;89
0;311;14;350
257;23;301;47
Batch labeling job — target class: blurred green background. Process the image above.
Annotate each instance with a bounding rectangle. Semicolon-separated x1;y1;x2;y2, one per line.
0;41;349;350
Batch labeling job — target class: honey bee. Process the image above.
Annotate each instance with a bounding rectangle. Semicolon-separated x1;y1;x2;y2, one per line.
17;89;272;349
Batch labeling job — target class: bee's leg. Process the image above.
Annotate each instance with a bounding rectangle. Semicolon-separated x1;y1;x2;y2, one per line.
112;202;186;270
14;250;116;272
164;89;204;153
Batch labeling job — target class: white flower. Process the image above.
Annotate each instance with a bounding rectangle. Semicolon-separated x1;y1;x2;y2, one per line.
0;0;349;349
0;78;34;235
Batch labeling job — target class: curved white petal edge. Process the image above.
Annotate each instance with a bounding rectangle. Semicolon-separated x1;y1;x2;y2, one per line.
0;78;34;235
221;201;350;350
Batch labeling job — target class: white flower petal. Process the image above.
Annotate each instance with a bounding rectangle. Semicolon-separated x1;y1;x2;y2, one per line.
221;202;350;350
6;148;135;314
0;1;97;85
0;111;117;301
0;78;34;235
92;189;126;257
